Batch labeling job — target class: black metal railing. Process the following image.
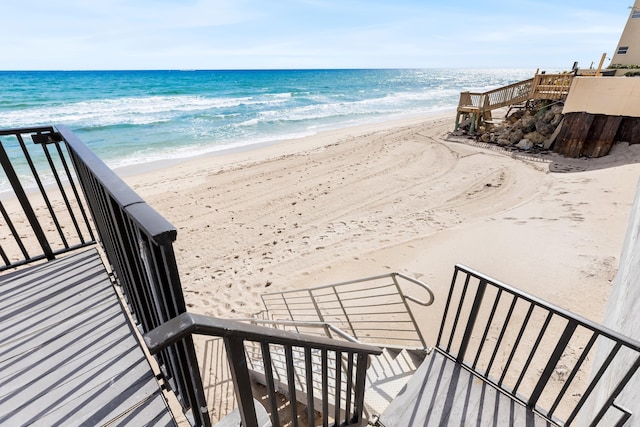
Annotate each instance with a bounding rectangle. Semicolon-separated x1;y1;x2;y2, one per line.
241;318;371;420
145;313;382;427
437;264;640;426
56;125;211;426
0;127;95;270
2;125;382;427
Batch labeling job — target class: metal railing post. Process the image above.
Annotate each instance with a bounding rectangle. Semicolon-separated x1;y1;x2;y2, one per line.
0;142;53;260
351;353;369;425
528;321;578;409
457;278;487;363
224;336;258;427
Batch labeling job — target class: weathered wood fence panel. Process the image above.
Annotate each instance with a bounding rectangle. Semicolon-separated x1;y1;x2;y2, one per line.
582;115;623;158
554;112;595;157
555;113;640;158
617;117;640;144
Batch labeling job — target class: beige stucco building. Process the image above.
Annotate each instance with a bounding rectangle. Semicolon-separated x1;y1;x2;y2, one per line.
610;0;640;66
563;77;640;118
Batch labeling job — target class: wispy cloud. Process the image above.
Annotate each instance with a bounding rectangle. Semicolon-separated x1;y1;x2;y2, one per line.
0;0;630;70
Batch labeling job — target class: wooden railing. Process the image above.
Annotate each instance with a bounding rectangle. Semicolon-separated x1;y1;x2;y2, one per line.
531;73;574;100
437;264;640;426
455;73;574;132
457;78;534;114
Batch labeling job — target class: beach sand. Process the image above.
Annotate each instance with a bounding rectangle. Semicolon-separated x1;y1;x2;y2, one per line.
1;111;637;423
122;112;640;345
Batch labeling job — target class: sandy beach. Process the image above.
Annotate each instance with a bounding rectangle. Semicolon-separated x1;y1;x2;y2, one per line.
121;112;640;344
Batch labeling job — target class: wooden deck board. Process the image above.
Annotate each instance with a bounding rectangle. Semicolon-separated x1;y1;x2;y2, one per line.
379;350;554;426
0;248;176;426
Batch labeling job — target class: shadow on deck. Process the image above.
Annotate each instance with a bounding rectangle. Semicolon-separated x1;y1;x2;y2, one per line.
380;350;552;426
0;248;175;426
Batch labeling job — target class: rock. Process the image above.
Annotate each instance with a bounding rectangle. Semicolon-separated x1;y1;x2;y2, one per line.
516;139;534;150
524;131;546;145
551;113;563;127
535;120;556;136
544;118;564;149
454;101;566;154
542;109;556;123
550;104;563;115
520;116;537;133
511;110;525;121
509;129;524;144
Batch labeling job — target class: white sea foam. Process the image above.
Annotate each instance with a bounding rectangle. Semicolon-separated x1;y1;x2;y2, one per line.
0;68;539;193
0;94;290;128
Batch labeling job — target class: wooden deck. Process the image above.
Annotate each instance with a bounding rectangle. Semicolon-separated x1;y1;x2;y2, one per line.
378;350;554;427
0;248;176;426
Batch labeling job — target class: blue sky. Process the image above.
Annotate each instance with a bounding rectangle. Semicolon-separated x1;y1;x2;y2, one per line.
1;0;632;70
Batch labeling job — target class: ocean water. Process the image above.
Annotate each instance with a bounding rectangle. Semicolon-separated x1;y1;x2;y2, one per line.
0;69;535;171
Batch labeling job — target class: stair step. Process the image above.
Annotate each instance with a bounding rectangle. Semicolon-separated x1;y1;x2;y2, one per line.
214;399;272;427
364;348;427;416
384;347;403;360
378;350;551;426
246;342;430;422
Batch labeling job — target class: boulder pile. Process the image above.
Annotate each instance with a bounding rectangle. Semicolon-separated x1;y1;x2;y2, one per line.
458;102;565;152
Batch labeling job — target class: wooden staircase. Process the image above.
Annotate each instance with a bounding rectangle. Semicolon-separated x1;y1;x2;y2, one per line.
455;72;574;133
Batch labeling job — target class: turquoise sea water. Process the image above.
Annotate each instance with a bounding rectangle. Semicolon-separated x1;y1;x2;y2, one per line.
0;69;535;170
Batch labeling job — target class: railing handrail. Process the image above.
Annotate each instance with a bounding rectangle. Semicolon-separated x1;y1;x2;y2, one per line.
394;272;435;306
437;264;640;426
58;125;210;426
453;264;640;351
144;313;383;356
457;78;534;109
57;125;177;244
456;73;573;115
0;126;96;270
145;313;382;427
